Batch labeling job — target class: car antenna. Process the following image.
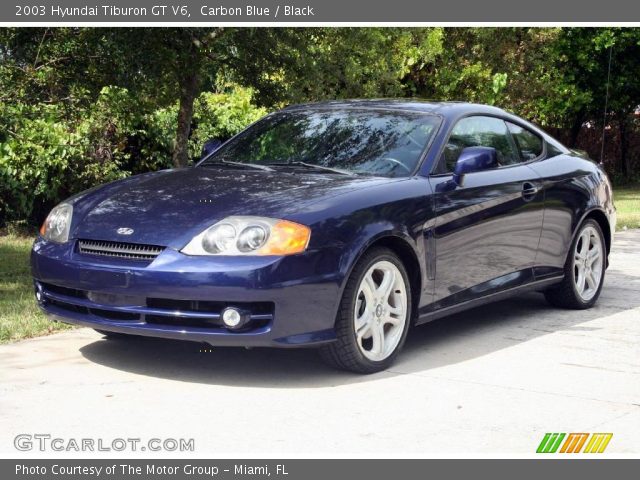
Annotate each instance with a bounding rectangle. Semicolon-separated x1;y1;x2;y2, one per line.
599;45;614;166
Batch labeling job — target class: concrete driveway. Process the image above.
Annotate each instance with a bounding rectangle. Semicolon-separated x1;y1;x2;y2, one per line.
1;231;639;455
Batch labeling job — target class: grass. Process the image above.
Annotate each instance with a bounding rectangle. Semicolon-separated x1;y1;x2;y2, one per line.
0;235;71;343
614;184;640;231
0;184;638;343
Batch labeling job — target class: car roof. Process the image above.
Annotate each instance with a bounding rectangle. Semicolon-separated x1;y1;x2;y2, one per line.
282;99;510;117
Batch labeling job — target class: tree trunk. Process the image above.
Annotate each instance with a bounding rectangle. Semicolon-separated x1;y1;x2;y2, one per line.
172;68;199;168
619;116;630;181
171;28;224;168
569;113;584;147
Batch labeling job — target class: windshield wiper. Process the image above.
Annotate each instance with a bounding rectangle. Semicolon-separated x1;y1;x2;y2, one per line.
201;160;274;172
265;161;354;176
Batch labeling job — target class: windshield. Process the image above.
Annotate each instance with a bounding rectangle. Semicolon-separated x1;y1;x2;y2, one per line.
200;108;441;177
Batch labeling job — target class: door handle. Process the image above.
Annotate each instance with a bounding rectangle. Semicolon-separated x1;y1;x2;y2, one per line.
522;182;539;200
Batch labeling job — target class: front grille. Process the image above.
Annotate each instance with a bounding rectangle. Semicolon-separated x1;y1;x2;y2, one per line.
145;315;223;328
78;239;164;261
146;297;274;315
42;283;85;299
48;298;88;315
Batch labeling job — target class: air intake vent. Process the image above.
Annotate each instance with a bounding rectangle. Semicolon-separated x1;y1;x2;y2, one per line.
78;239;164;261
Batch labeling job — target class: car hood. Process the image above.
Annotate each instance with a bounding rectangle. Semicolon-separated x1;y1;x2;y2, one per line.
71;166;396;249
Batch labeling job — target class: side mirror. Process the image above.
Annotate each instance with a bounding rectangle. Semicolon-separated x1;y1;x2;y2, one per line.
201;138;223;159
452;146;498;186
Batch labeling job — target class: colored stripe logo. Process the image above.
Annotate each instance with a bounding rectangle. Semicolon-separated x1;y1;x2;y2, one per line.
537;433;566;453
583;433;613;453
537;433;612;453
560;433;589;453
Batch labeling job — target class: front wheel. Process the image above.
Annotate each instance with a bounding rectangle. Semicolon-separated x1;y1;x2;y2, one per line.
320;248;412;373
544;219;606;309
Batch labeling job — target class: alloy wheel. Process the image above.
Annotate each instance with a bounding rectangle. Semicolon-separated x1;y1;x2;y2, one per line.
573;225;604;301
353;260;408;361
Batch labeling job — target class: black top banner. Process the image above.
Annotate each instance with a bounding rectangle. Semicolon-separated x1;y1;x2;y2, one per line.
2;0;640;23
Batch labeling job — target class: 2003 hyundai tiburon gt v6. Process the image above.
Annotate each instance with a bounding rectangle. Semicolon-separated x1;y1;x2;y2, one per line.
32;100;615;373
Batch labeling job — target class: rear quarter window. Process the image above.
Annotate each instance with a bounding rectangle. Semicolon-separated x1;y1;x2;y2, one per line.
507;122;543;160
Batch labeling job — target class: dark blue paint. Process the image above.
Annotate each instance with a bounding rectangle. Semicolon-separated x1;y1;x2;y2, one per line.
31;100;615;348
452;146;498;186
200;138;223;159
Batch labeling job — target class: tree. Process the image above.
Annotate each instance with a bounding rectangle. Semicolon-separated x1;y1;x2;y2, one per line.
3;25;640;219
1;28;326;168
554;28;640;176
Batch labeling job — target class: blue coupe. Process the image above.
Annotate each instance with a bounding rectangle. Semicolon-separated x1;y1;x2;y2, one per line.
32;100;616;373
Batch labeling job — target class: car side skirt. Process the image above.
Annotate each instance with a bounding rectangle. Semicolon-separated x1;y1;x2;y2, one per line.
415;275;564;325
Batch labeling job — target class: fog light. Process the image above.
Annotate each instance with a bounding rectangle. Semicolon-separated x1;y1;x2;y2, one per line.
222;307;247;329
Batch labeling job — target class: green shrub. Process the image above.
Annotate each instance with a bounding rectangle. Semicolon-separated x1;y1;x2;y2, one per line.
0;85;267;225
0;90;131;224
1;102;82;223
189;88;267;159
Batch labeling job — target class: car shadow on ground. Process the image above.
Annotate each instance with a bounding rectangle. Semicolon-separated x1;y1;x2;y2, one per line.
79;267;640;388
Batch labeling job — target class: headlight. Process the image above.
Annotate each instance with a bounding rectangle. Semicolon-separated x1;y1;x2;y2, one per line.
202;223;237;253
181;216;311;256
39;203;73;243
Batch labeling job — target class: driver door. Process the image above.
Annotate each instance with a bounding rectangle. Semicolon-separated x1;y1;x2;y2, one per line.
428;115;545;308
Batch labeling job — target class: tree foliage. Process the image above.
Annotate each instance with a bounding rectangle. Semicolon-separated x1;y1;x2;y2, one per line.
1;27;639;225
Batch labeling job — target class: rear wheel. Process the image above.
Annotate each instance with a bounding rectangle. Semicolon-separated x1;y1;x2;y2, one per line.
544;219;606;309
320;248;412;373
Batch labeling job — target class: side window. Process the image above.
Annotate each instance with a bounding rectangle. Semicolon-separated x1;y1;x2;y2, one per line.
439;116;520;173
546;143;563;158
506;122;543;161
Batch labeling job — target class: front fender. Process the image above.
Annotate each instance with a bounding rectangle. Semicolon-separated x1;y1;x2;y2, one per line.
288;176;434;324
338;226;423;291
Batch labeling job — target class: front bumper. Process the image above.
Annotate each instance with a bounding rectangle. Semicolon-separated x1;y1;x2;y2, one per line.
31;238;344;347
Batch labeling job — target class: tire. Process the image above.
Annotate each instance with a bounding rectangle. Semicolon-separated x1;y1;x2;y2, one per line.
320;247;412;374
94;329;128;339
544;219;606;309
